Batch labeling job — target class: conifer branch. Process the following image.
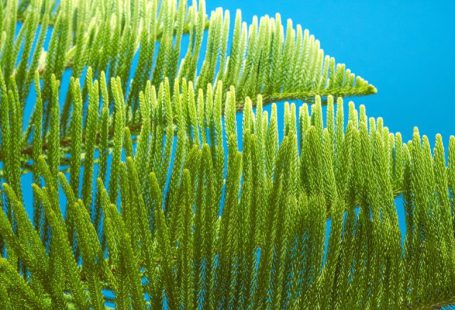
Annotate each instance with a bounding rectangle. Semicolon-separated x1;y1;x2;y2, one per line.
0;0;453;309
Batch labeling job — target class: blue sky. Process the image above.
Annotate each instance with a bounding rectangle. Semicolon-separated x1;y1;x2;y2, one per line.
207;0;455;145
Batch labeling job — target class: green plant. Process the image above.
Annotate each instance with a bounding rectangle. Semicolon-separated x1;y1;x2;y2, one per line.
0;0;454;309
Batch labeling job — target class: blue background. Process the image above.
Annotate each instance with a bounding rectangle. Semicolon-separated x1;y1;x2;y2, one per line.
208;0;455;145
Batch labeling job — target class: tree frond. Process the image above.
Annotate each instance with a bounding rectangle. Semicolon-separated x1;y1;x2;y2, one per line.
2;0;374;121
0;75;453;308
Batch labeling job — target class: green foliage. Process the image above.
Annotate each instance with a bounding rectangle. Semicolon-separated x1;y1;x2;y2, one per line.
0;0;454;309
1;0;375;153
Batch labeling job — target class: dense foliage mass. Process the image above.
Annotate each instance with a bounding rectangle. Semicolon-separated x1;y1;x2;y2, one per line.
0;0;454;309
